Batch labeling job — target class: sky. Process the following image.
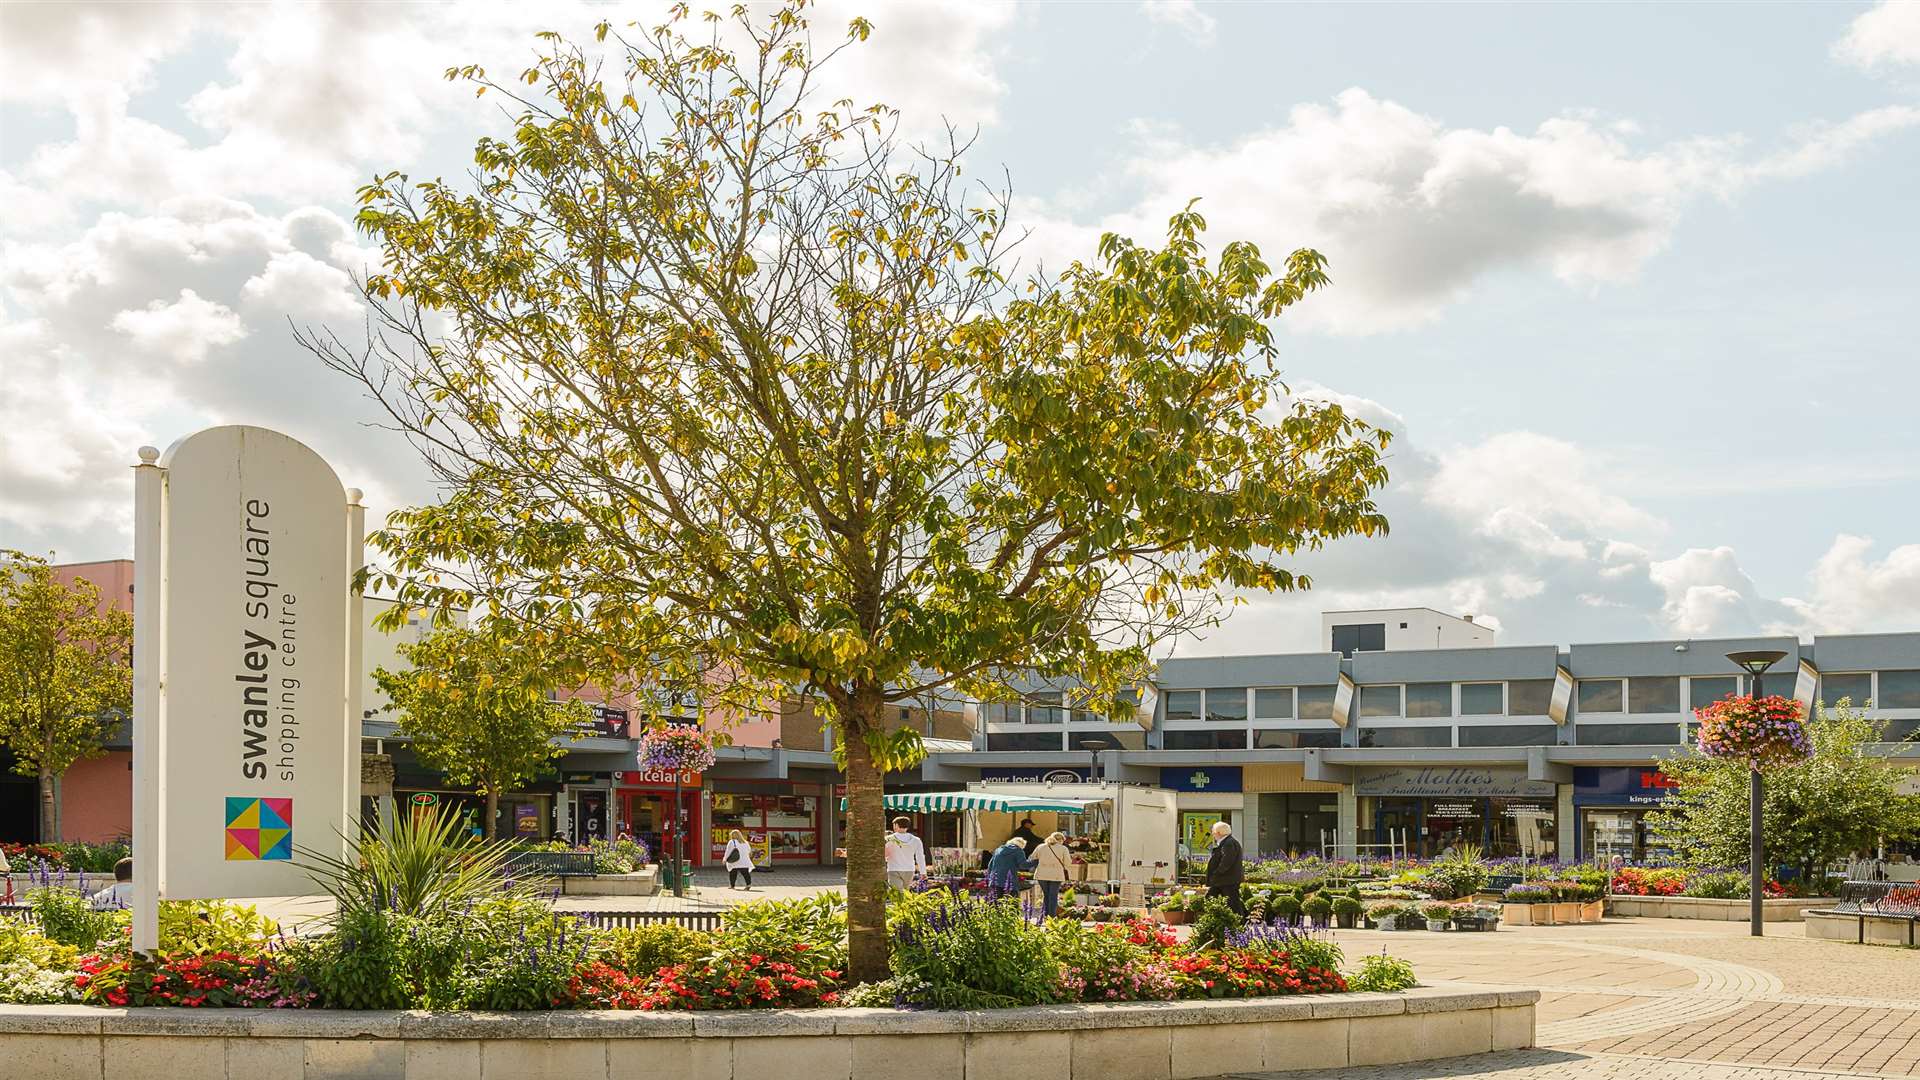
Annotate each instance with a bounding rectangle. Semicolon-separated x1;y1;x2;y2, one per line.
2;0;1918;656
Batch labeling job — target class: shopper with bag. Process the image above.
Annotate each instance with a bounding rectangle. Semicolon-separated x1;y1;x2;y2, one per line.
723;829;755;890
1031;831;1075;918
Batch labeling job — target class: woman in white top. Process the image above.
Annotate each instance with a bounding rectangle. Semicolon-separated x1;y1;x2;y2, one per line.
723;829;755;890
1031;831;1075;918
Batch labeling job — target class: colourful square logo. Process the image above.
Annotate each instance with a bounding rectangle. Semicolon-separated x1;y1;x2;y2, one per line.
225;797;292;861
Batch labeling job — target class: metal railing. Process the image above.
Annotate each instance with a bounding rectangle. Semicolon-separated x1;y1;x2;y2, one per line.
563;909;725;932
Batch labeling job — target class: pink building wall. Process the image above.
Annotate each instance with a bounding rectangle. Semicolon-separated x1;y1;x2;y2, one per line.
59;752;132;843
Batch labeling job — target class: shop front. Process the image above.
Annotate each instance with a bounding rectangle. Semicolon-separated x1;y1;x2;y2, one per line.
1243;763;1345;857
1356;766;1557;859
709;781;827;866
1572;766;1676;861
1161;766;1243;861
617;766;703;866
560;771;615;846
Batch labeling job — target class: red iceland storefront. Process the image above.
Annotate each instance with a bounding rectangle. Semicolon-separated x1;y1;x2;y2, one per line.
617;766;703;866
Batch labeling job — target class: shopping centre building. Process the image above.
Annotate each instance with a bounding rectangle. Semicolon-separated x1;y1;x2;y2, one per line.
7;559;1915;869
945;608;1920;862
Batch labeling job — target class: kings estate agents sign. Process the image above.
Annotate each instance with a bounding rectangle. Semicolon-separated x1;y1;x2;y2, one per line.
134;427;362;910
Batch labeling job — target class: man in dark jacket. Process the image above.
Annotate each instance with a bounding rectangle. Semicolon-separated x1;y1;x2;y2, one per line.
1205;820;1246;916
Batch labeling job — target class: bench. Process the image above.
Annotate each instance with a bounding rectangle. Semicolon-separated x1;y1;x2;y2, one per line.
562;909;726;932
501;850;598;878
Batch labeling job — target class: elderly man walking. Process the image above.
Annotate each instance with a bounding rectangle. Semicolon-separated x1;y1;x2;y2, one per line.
1205;820;1246;916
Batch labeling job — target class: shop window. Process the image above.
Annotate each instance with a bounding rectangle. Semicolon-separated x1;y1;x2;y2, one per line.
1252;728;1341;749
985;731;1063;752
1297;686;1336;720
1405;682;1451;718
1205;688;1249;723
1508;679;1554;716
1163;729;1248;750
1459;682;1504;715
1577;679;1623;714
1253;687;1293;719
1357;685;1401;719
1357;726;1449;748
1819;672;1872;707
1163;690;1203;723
1577;723;1681;745
1489;798;1556;859
1688;676;1738;711
1629;676;1679;714
1878;670;1920;709
1458;724;1558;747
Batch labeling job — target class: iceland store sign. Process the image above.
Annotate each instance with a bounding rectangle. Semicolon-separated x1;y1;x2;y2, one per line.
133;427;362;945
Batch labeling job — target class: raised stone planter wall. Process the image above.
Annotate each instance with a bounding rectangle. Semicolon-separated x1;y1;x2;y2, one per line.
1604;895;1832;922
0;986;1535;1080
1804;908;1920;947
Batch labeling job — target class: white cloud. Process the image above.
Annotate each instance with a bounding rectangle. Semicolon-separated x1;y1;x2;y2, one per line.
1426;431;1664;540
0;0;196;106
110;289;249;363
1834;1;1920;71
1029;88;1916;334
1793;535;1920;632
241;251;362;320
1140;1;1217;45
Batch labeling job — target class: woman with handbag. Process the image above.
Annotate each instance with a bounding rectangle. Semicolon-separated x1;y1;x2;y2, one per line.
1032;832;1074;918
723;829;755;890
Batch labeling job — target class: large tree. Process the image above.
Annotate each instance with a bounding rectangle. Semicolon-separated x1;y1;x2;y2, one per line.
1649;700;1920;885
306;3;1390;979
0;551;133;841
374;626;594;839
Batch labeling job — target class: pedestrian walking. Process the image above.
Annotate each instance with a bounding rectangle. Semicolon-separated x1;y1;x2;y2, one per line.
1031;831;1074;917
723;829;755;890
1206;820;1246;917
884;816;928;890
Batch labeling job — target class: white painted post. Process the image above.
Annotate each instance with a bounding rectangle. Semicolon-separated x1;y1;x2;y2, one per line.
345;489;367;835
131;446;164;954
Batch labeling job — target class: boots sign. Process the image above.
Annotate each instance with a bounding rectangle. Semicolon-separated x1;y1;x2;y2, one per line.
132;427;363;943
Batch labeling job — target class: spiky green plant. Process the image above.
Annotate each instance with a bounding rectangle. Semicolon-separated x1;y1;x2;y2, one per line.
296;806;543;921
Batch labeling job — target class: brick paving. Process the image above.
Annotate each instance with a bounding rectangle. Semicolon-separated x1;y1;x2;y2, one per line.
1229;1048;1899;1079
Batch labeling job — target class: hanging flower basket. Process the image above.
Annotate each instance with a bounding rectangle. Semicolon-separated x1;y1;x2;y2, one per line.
1693;694;1809;768
637;727;717;773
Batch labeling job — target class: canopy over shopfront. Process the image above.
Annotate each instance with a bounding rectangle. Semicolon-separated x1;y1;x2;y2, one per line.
840;791;1097;814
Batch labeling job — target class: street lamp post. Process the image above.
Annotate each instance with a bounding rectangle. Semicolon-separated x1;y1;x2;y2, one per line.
1726;649;1787;938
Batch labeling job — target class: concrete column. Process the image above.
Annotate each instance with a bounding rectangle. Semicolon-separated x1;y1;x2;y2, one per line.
1557;783;1576;860
1239;793;1262;859
1336;786;1358;858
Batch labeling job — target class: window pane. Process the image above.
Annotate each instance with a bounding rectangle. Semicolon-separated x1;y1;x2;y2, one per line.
1460;683;1504;715
1253;688;1293;719
1164;729;1248;750
1406;682;1452;718
1164;691;1202;722
1459;724;1559;747
986;731;1062;751
1577;723;1681;746
1205;688;1248;722
1508;679;1554;716
1028;697;1063;724
1629;676;1679;714
1578;679;1623;714
1689;676;1738;711
1357;685;1401;718
1069;729;1144;750
1332;623;1385;658
1878;719;1920;742
1879;670;1920;709
1297;686;1336;720
1819;673;1871;707
1252;728;1341;749
1358;726;1450;748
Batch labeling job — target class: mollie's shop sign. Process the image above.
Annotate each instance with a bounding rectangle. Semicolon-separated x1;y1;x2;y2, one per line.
1355;766;1554;798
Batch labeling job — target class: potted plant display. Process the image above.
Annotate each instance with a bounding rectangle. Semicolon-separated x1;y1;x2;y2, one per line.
1365;900;1404;931
1454;902;1503;931
1420;901;1458;931
1547;881;1582;926
1272;893;1305;926
1303;894;1334;930
1332;895;1364;930
1155;887;1199;925
1502;882;1552;925
1574;882;1605;924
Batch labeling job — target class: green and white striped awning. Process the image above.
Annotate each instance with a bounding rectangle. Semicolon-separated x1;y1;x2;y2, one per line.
838;791;1097;814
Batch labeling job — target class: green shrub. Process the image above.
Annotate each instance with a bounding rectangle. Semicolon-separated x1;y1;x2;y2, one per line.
1682;871;1749;899
1044;919;1173;1002
25;889;124;950
1349;953;1418;992
1188;896;1246;949
290;907;410;1010
887;890;1057;1009
1302;895;1333;919
597;922;712;978
1332;896;1364;919
158;900;278;955
1271;894;1304;922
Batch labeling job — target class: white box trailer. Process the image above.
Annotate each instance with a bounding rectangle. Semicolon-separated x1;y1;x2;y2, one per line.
961;782;1179;886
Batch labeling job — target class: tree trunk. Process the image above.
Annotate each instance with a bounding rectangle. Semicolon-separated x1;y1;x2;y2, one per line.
842;694;890;984
484;789;499;840
38;767;57;843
